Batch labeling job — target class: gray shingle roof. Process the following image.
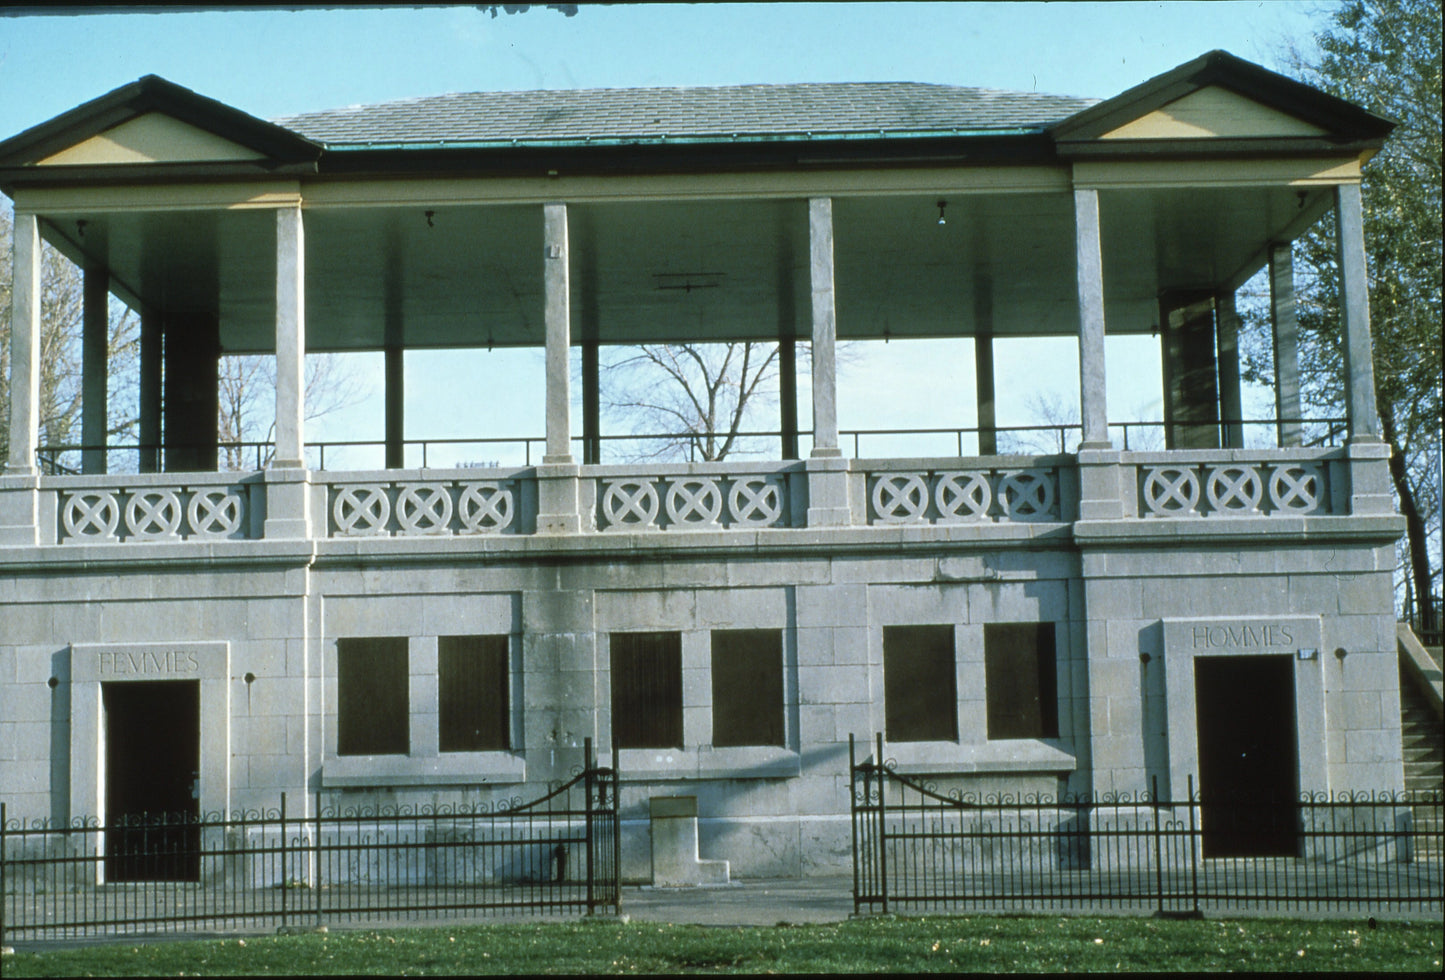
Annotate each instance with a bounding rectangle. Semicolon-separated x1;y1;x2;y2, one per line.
273;82;1098;146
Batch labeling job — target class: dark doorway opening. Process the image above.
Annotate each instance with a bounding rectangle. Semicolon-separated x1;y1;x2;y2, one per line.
103;680;201;881
1194;655;1300;857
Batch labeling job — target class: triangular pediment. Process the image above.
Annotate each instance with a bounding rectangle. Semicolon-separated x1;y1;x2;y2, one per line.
0;75;320;178
1099;86;1330;141
38;112;268;166
1050;51;1394;153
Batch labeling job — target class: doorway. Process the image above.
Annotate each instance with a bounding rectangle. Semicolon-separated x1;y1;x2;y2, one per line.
103;680;201;881
1194;655;1300;857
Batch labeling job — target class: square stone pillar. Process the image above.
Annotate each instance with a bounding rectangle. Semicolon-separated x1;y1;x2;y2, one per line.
649;796;729;887
1268;243;1303;447
808;198;841;459
263;466;313;539
6;210;40;477
273;205;306;469
1075;448;1125;521
1334;183;1381;442
1073;189;1111;449
138;309;161;473
539;203;581;533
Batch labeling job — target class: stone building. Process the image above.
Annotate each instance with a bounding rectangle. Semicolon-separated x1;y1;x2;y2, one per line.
0;51;1405;879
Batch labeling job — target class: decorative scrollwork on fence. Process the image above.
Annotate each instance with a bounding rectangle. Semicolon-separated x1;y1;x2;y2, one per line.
867;468;1059;525
59;485;249;543
598;474;789;530
328;481;520;536
1141;462;1326;517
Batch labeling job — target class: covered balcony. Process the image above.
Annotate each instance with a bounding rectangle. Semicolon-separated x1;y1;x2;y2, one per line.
0;53;1397;551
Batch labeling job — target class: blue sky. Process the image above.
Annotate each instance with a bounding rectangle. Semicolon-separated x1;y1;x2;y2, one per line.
0;2;1341;464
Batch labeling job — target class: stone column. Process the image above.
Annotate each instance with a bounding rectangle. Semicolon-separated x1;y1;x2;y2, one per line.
273;205;306;469
138;310;161;473
1072;189;1123;521
1334;183;1381;442
1268;243;1302;447
162;313;220;471
975;276;996;456
1073;189;1110;449
82;264;109;474
0;211;41;545
264;205;311;539
805;197;850;526
1215;290;1244;450
5;211;40;476
537;202;581;533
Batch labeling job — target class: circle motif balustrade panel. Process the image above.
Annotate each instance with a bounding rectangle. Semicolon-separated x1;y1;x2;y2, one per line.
728;478;784;527
871;474;929;524
458;483;515;532
396;484;454;534
1205;465;1263;515
601;480;660;529
935;472;992;521
664;478;723;526
125;490;183;537
1268;464;1323;514
187;489;244;538
998;470;1056;520
1142;466;1201;516
333;485;391;535
62;491;120;540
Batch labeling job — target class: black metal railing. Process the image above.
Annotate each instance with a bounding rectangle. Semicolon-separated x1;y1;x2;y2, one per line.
850;735;1442;917
0;744;619;942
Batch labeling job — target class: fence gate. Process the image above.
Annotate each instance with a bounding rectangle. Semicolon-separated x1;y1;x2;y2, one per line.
1;740;619;942
849;734;1442;916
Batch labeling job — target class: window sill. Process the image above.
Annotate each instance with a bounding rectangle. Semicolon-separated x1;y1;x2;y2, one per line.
885;739;1075;775
617;746;802;781
322;752;526;787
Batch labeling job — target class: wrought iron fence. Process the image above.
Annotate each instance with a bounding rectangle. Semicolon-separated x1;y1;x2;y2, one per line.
1;744;619;942
850;735;1442;917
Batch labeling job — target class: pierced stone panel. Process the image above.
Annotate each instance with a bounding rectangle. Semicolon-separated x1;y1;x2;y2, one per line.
866;468;1060;525
327;480;521;537
58;484;249;543
597;473;790;531
1141;461;1329;517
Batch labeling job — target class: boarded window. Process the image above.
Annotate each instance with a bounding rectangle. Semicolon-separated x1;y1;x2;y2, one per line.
439;635;510;752
337;637;409;756
611;632;683;749
712;629;784;747
984;622;1059;739
883;625;958;742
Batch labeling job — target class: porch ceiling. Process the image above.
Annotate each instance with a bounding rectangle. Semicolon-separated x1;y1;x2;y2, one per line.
42;184;1329;355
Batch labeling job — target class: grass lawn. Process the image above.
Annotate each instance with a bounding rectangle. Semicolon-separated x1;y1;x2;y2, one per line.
4;914;1440;975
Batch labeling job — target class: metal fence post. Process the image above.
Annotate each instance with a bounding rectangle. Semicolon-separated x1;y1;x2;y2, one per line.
1151;775;1165;915
279;792;289;929
876;732;889;916
849;735;860;915
314;789;323;928
584;737;596;915
1;801;7;948
1187;775;1200;916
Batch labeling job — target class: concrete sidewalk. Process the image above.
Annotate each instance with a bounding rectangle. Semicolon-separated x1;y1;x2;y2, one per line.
618;876;855;926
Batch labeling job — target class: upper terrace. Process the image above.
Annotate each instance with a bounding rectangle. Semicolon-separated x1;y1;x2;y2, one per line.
0;52;1401;550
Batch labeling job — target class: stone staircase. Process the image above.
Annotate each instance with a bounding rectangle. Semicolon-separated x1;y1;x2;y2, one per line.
1398;629;1442;859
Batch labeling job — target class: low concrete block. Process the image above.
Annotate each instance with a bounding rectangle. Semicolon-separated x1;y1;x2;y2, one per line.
650;795;730;887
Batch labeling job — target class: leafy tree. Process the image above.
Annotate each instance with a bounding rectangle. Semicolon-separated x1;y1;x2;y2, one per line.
1245;0;1441;628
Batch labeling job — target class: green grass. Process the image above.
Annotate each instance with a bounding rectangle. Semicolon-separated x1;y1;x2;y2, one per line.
4;914;1440;975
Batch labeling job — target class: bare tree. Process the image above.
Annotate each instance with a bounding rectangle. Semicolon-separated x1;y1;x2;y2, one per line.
217;352;366;470
1;203;140;472
600;341;787;462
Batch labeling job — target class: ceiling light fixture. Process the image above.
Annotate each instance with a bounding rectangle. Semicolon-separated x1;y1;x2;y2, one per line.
425;210;436;228
936;200;947;226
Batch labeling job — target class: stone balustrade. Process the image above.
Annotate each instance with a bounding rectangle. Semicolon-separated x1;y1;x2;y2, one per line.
860;461;1067;525
10;447;1365;547
1130;451;1337;518
324;471;531;537
587;462;800;532
48;473;258;544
